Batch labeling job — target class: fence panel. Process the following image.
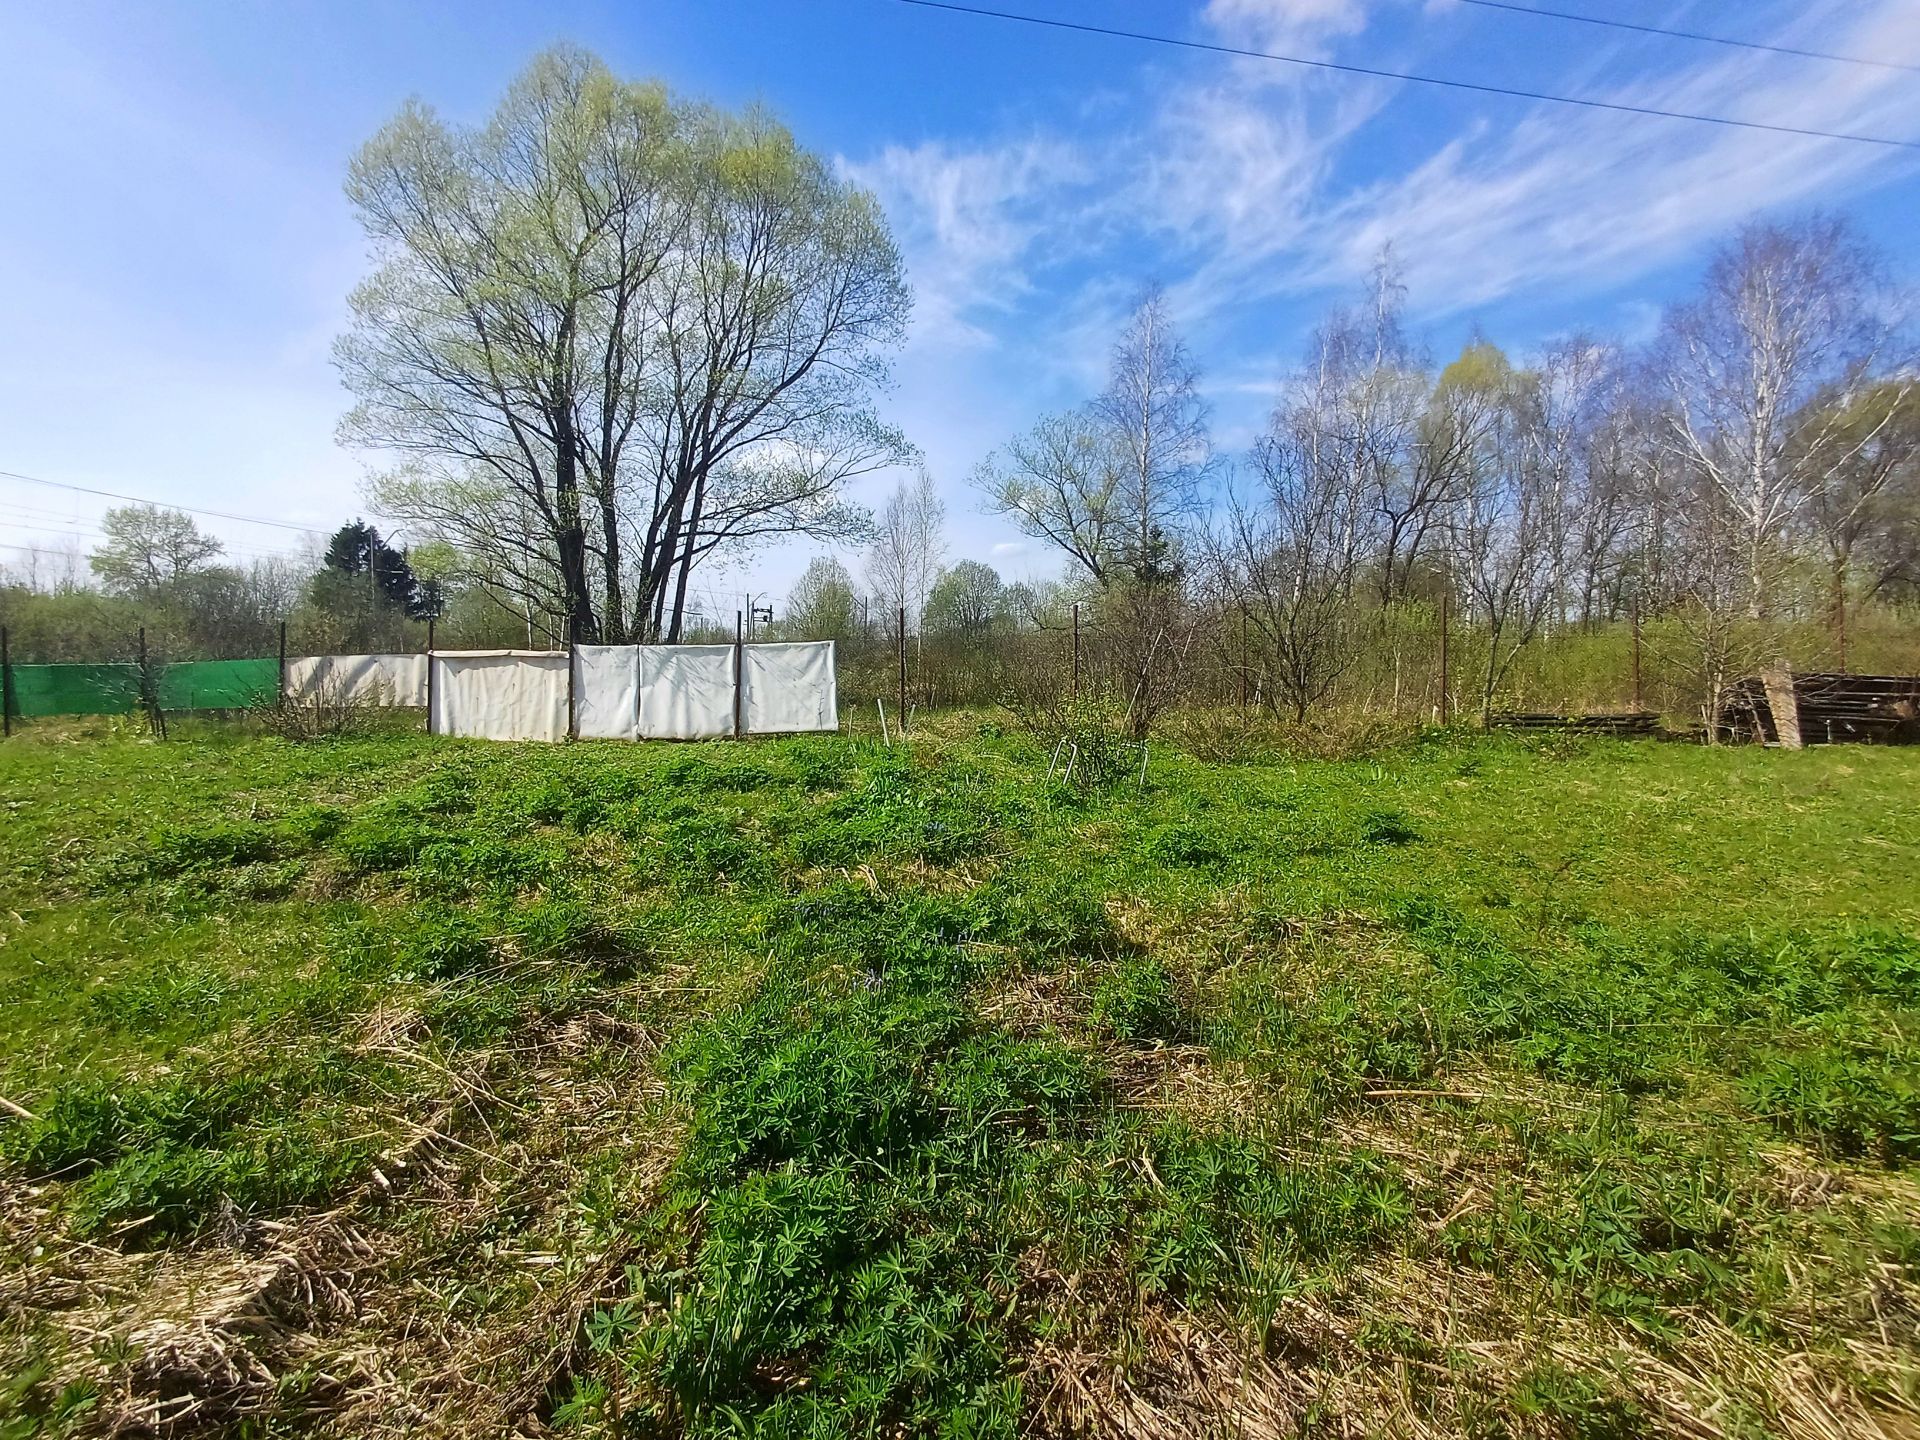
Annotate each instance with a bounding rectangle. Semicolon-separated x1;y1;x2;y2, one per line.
430;651;568;741
636;645;736;739
9;663;139;717
744;642;837;734
572;645;641;740
159;659;278;710
287;653;428;707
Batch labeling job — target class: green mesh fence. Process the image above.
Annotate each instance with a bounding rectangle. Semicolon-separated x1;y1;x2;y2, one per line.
159;659;278;711
5;659;278;719
8;664;139;718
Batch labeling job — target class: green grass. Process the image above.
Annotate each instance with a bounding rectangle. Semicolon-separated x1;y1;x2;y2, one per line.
1;716;1917;1437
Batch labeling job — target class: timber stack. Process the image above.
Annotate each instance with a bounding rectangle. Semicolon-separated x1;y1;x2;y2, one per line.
1718;670;1920;747
1489;711;1660;737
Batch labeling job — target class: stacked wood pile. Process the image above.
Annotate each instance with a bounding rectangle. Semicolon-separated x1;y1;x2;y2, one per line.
1718;671;1920;747
1489;711;1660;737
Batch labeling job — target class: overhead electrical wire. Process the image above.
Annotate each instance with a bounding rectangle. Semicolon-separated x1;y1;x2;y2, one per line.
880;0;1920;150
1454;0;1920;76
0;466;322;533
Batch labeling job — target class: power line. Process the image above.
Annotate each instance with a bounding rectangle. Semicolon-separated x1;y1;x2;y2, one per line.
0;510;308;566
1455;0;1920;76
0;466;323;534
880;0;1920;150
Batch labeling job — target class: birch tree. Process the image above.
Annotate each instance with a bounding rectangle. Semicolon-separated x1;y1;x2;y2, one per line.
1657;216;1897;618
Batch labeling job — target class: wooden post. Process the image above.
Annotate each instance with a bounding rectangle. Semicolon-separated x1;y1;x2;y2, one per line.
1629;598;1643;712
1834;567;1849;675
1436;583;1450;726
1071;602;1080;701
1761;667;1803;749
897;606;908;735
733;611;744;738
425;617;437;735
276;620;287;704
138;626;165;739
1;626;11;738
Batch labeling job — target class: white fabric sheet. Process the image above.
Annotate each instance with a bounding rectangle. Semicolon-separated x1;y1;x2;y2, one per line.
286;653;428;707
571;645;641;740
636;645;736;739
744;641;838;734
430;651;568;741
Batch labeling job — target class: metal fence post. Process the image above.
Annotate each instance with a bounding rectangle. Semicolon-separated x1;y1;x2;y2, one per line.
276;620;287;704
1;626;11;738
425;617;436;734
897;606;907;735
1437;584;1450;726
1629;597;1643;712
1071;602;1080;702
567;617;579;741
137;625;166;739
733;610;744;739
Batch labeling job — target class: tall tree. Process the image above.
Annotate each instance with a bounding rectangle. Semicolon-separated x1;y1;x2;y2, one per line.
783;555;860;644
89;505;223;597
1657;215;1901;617
338;47;909;643
1095;286;1212;580
923;560;1005;637
865;468;946;632
321;519;423;616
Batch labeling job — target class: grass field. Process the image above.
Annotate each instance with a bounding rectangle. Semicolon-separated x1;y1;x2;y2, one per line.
1;716;1917;1438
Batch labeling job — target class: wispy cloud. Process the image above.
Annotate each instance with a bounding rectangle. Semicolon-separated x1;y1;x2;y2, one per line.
845;0;1920;353
838;136;1088;350
1296;0;1920;310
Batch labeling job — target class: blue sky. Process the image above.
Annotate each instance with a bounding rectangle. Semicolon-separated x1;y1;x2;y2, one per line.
2;0;1917;609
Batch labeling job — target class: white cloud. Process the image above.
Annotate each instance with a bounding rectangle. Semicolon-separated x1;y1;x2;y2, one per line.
1201;0;1373;58
1293;0;1920;312
848;0;1920;364
839;136;1088;350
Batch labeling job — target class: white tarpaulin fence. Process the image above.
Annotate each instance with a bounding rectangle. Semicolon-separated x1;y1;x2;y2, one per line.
430;651;569;742
285;653;428;707
288;642;837;743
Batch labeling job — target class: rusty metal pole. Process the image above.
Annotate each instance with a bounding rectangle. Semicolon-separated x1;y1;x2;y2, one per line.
567;617;579;741
1834;568;1849;675
897;605;908;735
1240;607;1249;716
425;617;437;735
1630;597;1643;712
1437;583;1450;726
1071;602;1080;701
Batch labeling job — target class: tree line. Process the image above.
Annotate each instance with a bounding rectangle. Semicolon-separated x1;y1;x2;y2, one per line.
776;220;1918;733
6;46;1915;733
